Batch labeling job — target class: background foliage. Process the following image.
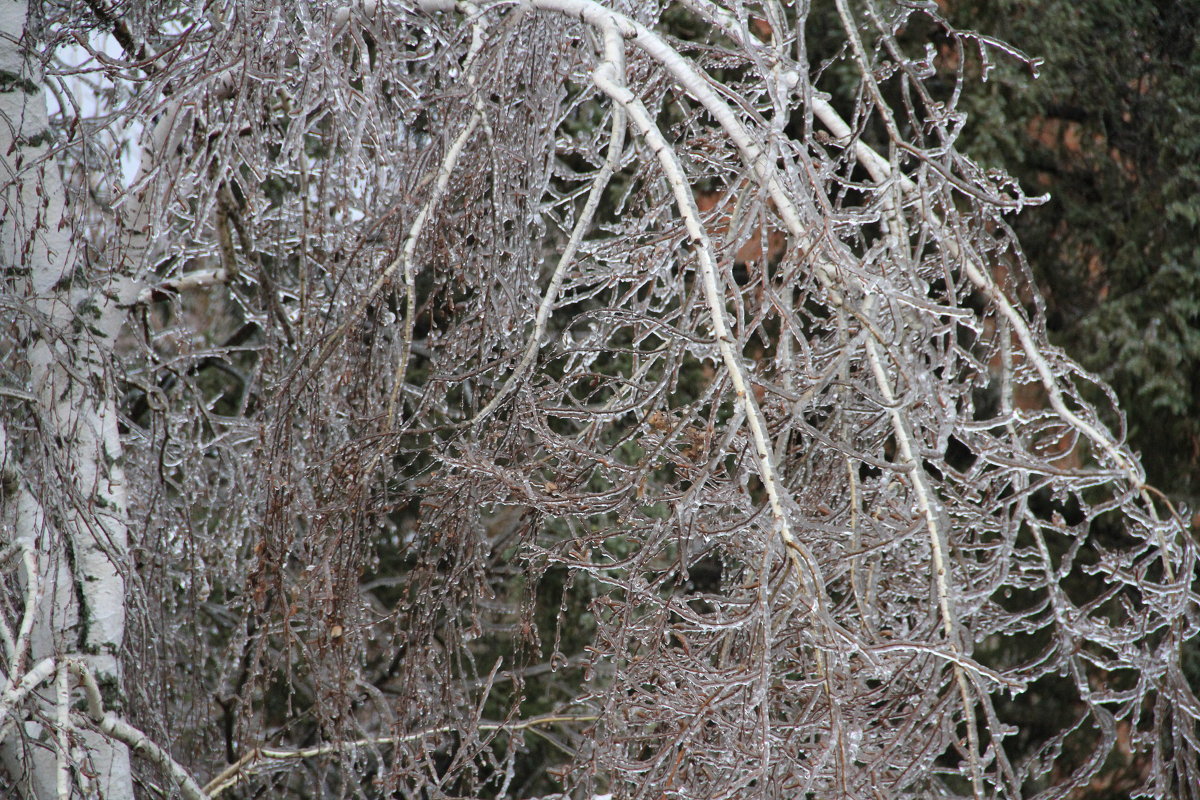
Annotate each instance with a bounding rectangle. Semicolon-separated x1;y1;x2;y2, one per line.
941;0;1200;506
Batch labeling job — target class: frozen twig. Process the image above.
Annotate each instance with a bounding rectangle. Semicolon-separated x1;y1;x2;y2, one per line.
592;57;815;610
808;86;1178;580
466;20;627;428
863;300;984;799
204;714;597;797
386;1;493;426
55;663;70;800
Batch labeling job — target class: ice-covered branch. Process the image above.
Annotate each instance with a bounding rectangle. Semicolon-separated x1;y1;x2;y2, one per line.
135;268;232;305
203;714;597;797
467;20;627;428
0;658;57;726
66;660;208;800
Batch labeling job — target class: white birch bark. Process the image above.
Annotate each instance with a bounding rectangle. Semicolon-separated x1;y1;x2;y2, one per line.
0;2;134;796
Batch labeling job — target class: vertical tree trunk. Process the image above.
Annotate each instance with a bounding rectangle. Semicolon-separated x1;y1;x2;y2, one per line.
1;2;133;796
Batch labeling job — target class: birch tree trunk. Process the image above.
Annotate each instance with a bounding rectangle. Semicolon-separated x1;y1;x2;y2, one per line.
0;2;133;796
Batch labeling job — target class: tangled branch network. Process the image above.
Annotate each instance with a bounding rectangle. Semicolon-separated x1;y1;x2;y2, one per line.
3;0;1196;798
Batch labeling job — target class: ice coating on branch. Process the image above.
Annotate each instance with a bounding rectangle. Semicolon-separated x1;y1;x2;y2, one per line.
2;0;1193;798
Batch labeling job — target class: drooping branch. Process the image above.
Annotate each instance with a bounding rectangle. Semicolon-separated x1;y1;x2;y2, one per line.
67;659;208;800
9;2;1195;798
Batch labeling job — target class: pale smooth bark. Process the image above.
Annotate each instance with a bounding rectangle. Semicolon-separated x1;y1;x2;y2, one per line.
0;2;133;796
